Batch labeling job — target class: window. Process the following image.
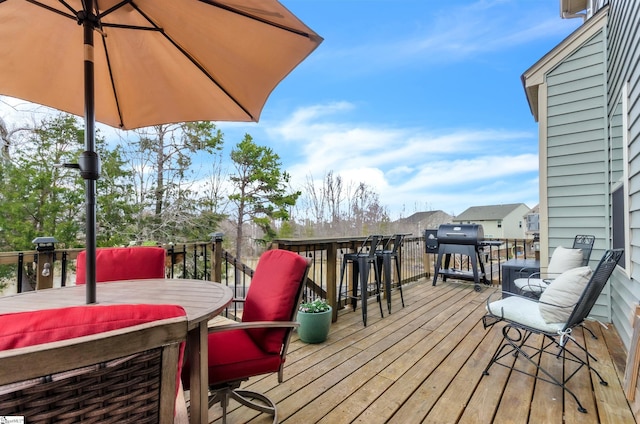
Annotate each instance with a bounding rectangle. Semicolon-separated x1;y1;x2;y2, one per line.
526;214;540;232
609;83;630;271
612;185;626;267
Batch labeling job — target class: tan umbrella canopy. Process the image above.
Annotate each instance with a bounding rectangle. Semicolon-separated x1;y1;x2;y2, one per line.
0;0;322;302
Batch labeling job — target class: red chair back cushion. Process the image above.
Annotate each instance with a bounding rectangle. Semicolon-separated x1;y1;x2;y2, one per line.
242;249;308;354
76;247;166;284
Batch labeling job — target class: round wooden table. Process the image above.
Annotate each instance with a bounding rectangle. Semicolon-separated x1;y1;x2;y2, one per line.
0;279;233;424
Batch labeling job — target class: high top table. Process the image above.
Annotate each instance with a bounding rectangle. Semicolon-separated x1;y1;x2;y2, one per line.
0;278;233;424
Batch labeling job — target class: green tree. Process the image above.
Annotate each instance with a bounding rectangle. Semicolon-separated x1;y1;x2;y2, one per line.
0;114;84;250
0;113;135;250
95;142;137;246
229;134;300;261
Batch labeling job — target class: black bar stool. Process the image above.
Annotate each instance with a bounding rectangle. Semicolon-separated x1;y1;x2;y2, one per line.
376;234;405;314
338;235;384;326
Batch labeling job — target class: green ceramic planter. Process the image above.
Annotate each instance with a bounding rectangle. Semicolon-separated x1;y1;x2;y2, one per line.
297;306;332;343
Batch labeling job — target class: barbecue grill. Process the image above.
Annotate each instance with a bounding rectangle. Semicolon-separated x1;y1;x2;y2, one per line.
431;224;493;291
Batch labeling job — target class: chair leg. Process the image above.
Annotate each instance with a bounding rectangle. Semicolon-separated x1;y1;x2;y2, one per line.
483;324;605;413
232;390;277;424
209;386;277;424
382;255;392;314
358;257;368;326
338;258;359;312
338;259;348;309
372;257;384;319
393;255;404;308
352;261;360;312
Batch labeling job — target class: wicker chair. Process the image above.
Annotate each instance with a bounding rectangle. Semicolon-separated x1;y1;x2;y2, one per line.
76;246;166;284
0;304;188;424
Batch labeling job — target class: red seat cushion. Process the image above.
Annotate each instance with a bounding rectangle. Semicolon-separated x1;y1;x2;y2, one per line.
76;247;166;284
0;304;186;350
242;250;308;353
182;329;282;388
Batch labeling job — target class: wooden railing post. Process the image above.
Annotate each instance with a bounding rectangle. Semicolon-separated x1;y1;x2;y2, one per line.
32;237;58;290
211;233;223;283
326;241;338;322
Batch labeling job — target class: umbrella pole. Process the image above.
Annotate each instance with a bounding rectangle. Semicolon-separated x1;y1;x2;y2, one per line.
83;1;97;304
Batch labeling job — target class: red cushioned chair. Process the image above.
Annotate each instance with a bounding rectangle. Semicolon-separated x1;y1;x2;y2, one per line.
76;246;166;284
182;249;311;424
0;304;187;423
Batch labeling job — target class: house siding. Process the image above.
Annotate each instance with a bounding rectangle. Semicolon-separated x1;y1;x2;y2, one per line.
607;0;640;350
545;28;610;322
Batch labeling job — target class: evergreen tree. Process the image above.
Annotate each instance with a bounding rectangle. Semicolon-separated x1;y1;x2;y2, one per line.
229;134;300;261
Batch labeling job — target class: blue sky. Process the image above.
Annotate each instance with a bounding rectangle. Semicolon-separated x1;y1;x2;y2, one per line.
1;1;584;220
214;0;583;219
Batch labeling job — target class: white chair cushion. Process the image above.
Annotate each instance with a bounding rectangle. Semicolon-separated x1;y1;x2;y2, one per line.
486;296;564;333
513;277;549;293
538;266;592;324
547;246;584;275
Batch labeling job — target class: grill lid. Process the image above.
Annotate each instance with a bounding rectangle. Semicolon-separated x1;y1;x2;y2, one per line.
436;224;484;245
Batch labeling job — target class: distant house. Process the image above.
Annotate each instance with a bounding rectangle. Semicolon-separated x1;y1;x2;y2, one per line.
393;210;452;236
453;203;530;239
522;0;639;354
524;204;540;237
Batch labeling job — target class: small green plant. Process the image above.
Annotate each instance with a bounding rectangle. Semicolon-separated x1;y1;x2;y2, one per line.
298;298;330;313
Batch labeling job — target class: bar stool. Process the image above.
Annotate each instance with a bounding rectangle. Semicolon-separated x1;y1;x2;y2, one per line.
338;235;384;326
376;234;405;314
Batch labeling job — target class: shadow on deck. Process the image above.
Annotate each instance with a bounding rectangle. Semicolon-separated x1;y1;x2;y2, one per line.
206;279;636;423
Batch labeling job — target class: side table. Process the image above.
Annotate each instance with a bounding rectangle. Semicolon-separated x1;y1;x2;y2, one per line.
501;258;540;298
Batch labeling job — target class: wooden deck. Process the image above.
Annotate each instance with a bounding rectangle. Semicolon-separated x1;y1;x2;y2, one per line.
205;280;637;423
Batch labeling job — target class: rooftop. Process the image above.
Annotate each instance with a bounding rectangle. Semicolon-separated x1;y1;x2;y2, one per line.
455;203;529;222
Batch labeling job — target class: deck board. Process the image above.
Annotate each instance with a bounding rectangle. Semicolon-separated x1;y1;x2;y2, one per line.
203;279;637;423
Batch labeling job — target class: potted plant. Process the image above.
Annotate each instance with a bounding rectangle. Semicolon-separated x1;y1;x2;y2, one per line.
296;298;332;343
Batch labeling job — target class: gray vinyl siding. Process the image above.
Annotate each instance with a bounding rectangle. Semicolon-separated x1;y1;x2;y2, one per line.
545;29;610;322
607;1;640;350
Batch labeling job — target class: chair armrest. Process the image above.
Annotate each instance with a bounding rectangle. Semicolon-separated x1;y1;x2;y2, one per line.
537;298;576;310
207;320;299;334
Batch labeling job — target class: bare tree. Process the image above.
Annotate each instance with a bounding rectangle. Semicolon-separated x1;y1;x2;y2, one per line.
120;122;223;242
325;170;344;230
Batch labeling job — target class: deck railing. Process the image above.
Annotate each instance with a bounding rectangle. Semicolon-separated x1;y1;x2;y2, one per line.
0;235;535;322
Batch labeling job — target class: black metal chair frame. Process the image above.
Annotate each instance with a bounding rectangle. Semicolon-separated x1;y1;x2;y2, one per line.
482;249;623;413
376;234;405;313
338;235;384;326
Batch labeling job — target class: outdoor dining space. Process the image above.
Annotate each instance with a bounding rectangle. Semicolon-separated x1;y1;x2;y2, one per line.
213;279;636;424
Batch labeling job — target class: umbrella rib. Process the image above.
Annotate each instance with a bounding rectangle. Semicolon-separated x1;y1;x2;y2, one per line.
98;34;126;128
94;0;254;124
26;0;77;21
126;2;257;121
199;0;317;40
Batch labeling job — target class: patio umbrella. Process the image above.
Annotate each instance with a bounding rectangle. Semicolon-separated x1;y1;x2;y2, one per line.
0;0;322;303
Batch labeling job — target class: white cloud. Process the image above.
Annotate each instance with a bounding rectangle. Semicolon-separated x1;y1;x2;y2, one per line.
271;102;539;219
